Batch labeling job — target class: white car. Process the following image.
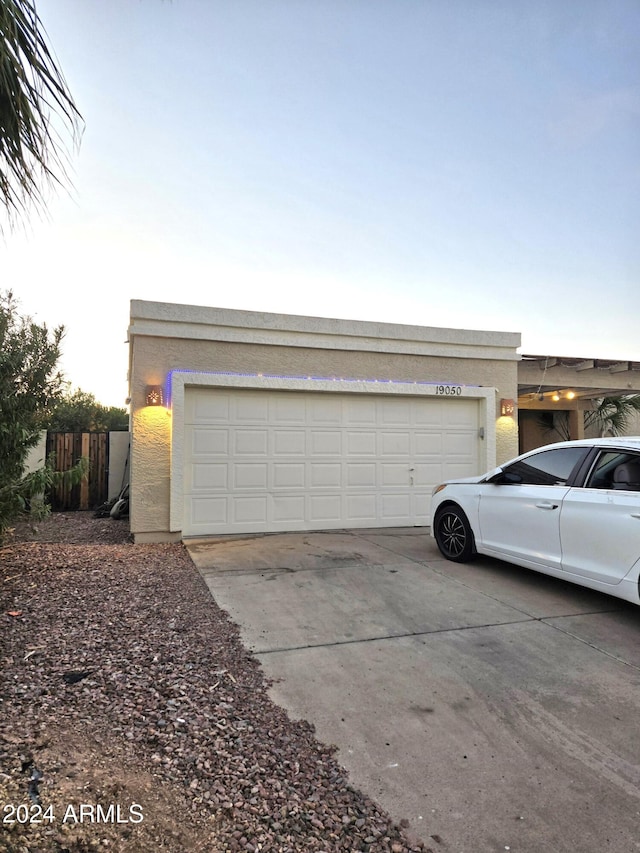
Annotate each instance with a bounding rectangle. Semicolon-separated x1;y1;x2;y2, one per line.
430;437;640;605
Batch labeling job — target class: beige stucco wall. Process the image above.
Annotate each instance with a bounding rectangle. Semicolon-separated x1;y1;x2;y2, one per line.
129;301;521;541
24;431;48;475
107;431;130;500
627;410;640;436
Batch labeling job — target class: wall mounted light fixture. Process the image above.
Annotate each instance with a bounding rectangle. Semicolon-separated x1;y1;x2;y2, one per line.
145;385;163;406
500;398;515;417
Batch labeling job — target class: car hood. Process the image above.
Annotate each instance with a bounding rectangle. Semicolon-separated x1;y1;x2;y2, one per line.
440;474;488;486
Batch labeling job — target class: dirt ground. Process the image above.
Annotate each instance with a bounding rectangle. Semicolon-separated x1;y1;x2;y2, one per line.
0;513;426;853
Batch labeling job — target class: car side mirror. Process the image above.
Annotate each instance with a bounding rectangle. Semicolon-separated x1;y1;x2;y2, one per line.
487;470;522;485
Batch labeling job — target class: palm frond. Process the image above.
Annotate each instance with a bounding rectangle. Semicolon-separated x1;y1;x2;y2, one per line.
0;0;82;231
585;395;640;437
537;411;571;442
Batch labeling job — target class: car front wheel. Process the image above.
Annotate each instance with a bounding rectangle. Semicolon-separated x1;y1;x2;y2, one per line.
434;505;475;562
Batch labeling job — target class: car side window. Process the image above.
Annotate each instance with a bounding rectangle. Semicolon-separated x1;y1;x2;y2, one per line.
585;451;640;491
504;447;589;486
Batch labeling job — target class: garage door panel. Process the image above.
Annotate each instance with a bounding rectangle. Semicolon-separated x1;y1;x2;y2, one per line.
309;494;342;522
233;496;267;524
235;397;268;421
310;398;342;423
272;495;305;523
444;399;480;425
414;462;444;485
443;432;477;458
345;398;377;425
446;462;479;480
234;463;268;489
312;431;341;454
191;463;228;491
191;428;229;455
235;430;268;454
273;463;306;489
347;432;376;455
274;396;306;423
347;494;377;520
310;463;342;488
381;463;411;486
380;399;412;425
414;493;430;518
414;433;443;455
274;430;305;455
189;496;227;525
381;432;411;455
381;493;412;520
347;463;377;487
191;394;230;422
414;408;444;427
183;388;480;535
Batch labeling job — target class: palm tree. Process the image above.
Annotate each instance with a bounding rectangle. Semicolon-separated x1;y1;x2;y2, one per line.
0;0;82;232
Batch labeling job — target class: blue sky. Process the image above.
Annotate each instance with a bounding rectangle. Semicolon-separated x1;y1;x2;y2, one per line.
4;0;639;406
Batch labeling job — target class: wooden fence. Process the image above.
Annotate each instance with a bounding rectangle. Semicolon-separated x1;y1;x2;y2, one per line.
46;432;109;511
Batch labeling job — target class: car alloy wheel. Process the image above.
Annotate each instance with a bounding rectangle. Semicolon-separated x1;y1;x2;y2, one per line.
435;505;474;562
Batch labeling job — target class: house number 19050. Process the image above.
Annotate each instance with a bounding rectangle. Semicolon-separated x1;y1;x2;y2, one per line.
436;385;462;396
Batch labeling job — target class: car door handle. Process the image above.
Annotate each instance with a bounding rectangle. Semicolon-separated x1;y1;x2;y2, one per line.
631;513;640;519
536;501;559;510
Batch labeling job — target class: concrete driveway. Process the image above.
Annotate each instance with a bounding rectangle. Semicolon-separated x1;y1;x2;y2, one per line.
186;528;640;853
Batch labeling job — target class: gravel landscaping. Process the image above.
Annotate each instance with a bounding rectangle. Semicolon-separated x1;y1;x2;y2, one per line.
1;513;427;853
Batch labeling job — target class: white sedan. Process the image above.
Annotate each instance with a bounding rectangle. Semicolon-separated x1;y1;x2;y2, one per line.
430;437;640;605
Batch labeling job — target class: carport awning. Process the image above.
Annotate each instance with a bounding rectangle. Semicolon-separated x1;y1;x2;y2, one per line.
518;354;640;406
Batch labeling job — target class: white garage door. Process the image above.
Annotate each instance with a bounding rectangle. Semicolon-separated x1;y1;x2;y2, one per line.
182;388;480;536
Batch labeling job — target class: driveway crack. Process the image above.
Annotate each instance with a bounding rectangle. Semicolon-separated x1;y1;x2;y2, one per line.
254;617;537;655
538;617;640;671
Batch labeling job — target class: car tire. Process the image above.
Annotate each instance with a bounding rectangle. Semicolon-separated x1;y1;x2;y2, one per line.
434;504;475;563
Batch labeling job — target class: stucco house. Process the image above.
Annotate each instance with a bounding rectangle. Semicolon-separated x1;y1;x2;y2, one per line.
127;300;639;543
128;300;522;542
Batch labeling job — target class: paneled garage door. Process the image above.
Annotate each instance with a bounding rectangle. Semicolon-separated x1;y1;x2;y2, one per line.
182;388;480;536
